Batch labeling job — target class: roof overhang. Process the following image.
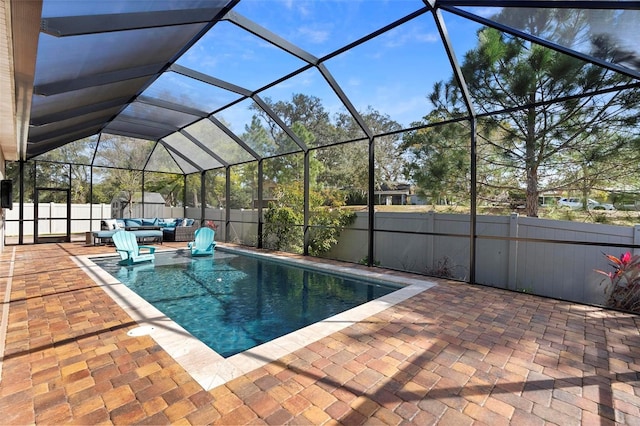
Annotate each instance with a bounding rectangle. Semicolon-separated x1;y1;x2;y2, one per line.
0;0;41;163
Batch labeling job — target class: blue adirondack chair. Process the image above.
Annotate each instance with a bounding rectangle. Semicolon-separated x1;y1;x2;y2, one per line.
112;230;156;265
188;227;216;256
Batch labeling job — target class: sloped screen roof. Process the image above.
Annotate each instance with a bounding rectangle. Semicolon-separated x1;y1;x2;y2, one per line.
26;0;640;174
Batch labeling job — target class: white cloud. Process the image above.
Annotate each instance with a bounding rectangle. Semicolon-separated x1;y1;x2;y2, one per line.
278;0;310;17
297;26;331;44
382;25;439;48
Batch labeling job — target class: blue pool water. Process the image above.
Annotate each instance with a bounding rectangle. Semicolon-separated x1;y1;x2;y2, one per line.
93;249;398;357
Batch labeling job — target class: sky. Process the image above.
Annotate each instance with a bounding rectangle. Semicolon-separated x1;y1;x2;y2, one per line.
37;0;639;146
36;0;494;150
172;0;486;133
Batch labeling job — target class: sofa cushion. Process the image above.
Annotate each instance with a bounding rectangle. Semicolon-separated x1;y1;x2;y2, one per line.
159;218;175;227
142;218;158;226
102;219;117;230
125;218;142;227
133;230;163;239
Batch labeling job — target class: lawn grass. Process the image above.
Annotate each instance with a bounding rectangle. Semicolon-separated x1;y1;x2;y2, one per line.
344;204;640;227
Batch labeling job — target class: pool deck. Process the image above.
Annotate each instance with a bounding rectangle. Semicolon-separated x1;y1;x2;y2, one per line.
1;242;640;425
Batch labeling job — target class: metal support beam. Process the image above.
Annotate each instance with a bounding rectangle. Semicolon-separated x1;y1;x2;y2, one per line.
208;116;261;160
201;170;207;223
367;136;375;267
67;174;72;240
26;126;103;159
438;1;640;9
137;95;209;118
170;64;252;96
469;118;477;284
444;5;640;81
113;116;179;133
99;129;160;142
252;96;308;152
180;129;229;167
33;63;165;96
159;140;203;172
30;97;132;126
89;164;93;228
41;8;225;37
141;172;145;218
303;151;310;256
257;160;264;249
318;63;372;139
432;8;478;284
225;11;319;65
19;161;25;245
225;167;231;243
183;175;188;217
28;117;112;143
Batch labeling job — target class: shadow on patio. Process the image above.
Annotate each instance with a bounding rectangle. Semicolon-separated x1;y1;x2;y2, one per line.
0;242;639;424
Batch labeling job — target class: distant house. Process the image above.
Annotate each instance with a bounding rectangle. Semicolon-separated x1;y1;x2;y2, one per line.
111;192;166;218
538;192;562;207
374;183;413;205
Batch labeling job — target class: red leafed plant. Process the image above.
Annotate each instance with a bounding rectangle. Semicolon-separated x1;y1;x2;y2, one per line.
595;251;640;312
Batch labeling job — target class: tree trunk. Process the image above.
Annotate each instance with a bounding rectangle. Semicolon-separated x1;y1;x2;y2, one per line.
525;104;539;217
526;168;539;217
581;163;590;210
192;188;198;208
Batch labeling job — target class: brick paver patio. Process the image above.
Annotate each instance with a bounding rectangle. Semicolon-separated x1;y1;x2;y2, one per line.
1;242;639;424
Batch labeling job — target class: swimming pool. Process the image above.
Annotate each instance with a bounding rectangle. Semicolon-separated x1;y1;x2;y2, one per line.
93;249;399;357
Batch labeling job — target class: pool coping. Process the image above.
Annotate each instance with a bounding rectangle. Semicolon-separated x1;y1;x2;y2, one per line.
73;245;437;390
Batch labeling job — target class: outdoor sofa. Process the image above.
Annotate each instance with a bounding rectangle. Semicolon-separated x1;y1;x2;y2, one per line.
92;217;201;245
161;218;200;242
91;218;163;245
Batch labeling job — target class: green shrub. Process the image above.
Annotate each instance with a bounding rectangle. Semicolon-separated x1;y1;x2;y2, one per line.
596;252;640;313
263;183;355;255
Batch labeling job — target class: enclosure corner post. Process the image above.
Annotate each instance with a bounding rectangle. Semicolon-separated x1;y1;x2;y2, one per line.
257;160;264;249
633;224;640;257
303;150;310;256
367;136;375;267
200;170;206;224
225;167;231;244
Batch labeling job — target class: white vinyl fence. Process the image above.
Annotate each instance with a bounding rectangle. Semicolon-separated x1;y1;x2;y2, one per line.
4;203;112;236
5;204;636;307
328;212;639;307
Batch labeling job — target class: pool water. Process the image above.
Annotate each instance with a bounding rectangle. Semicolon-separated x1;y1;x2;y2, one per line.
93;250;398;357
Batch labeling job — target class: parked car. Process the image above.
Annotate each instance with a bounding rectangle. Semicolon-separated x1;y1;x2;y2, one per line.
557;197;615;210
591;200;616;210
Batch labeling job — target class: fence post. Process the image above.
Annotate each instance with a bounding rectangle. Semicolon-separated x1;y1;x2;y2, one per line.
507;213;519;290
50;202;55;234
634;225;640;256
426;211;435;270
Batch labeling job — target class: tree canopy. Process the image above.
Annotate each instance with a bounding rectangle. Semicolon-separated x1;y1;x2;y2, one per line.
407;8;640;216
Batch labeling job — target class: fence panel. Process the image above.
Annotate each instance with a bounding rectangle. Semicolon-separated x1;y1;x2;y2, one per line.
5;204;636;308
4;203;111;236
331;212;636;307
